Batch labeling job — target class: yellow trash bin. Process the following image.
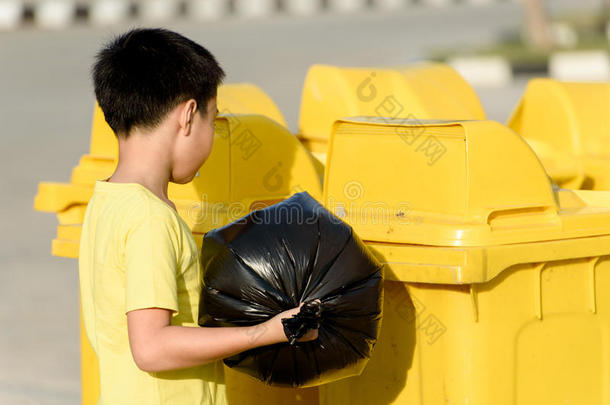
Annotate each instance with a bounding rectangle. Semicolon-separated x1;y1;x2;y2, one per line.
34;87;322;405
508;78;610;190
297;63;486;165
318;117;610;405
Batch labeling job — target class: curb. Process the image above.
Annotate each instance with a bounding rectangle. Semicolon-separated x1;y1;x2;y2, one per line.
0;0;506;30
549;50;610;82
447;50;610;87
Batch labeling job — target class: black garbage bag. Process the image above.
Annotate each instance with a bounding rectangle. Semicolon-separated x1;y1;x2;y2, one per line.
198;191;383;387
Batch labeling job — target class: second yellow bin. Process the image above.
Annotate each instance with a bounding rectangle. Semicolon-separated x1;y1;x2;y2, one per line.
318;117;610;405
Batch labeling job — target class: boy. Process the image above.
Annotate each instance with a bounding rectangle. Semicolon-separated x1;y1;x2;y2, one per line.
78;28;317;405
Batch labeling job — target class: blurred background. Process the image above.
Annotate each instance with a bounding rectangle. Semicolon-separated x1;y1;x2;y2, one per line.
1;0;608;403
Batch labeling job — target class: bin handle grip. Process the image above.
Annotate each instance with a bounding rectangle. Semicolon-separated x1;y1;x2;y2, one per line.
486;206;560;230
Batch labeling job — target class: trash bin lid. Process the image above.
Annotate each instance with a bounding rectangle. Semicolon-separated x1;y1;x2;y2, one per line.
298;63;486;143
323;117;610;249
508;79;610;159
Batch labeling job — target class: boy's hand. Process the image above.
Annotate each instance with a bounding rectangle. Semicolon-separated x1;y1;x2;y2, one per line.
263;301;320;344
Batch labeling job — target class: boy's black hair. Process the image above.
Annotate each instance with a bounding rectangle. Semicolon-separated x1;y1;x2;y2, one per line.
92;28;225;137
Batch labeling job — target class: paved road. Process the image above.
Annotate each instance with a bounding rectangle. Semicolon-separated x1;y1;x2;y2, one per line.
0;2;537;403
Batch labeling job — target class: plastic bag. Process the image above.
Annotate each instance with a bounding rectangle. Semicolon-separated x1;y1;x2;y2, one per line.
198;191;383;387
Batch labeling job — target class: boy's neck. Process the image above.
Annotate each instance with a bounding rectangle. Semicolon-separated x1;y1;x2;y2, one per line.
107;170;171;205
107;127;176;210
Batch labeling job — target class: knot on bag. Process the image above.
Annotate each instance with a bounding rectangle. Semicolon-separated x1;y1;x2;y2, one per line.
282;299;323;345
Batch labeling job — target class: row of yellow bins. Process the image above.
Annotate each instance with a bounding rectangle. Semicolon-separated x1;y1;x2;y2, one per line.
34;62;610;405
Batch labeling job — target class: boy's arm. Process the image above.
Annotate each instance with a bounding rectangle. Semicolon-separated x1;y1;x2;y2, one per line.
127;304;317;373
123;214;317;372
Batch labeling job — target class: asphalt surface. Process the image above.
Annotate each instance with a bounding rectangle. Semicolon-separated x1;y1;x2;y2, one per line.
0;2;544;403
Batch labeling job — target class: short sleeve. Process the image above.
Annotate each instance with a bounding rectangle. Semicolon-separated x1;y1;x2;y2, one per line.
124;214;180;316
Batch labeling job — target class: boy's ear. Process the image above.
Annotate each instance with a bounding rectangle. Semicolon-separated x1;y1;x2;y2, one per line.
180;99;198;134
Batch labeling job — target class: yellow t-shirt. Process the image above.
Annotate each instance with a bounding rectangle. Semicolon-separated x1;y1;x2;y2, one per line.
78;179;227;405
